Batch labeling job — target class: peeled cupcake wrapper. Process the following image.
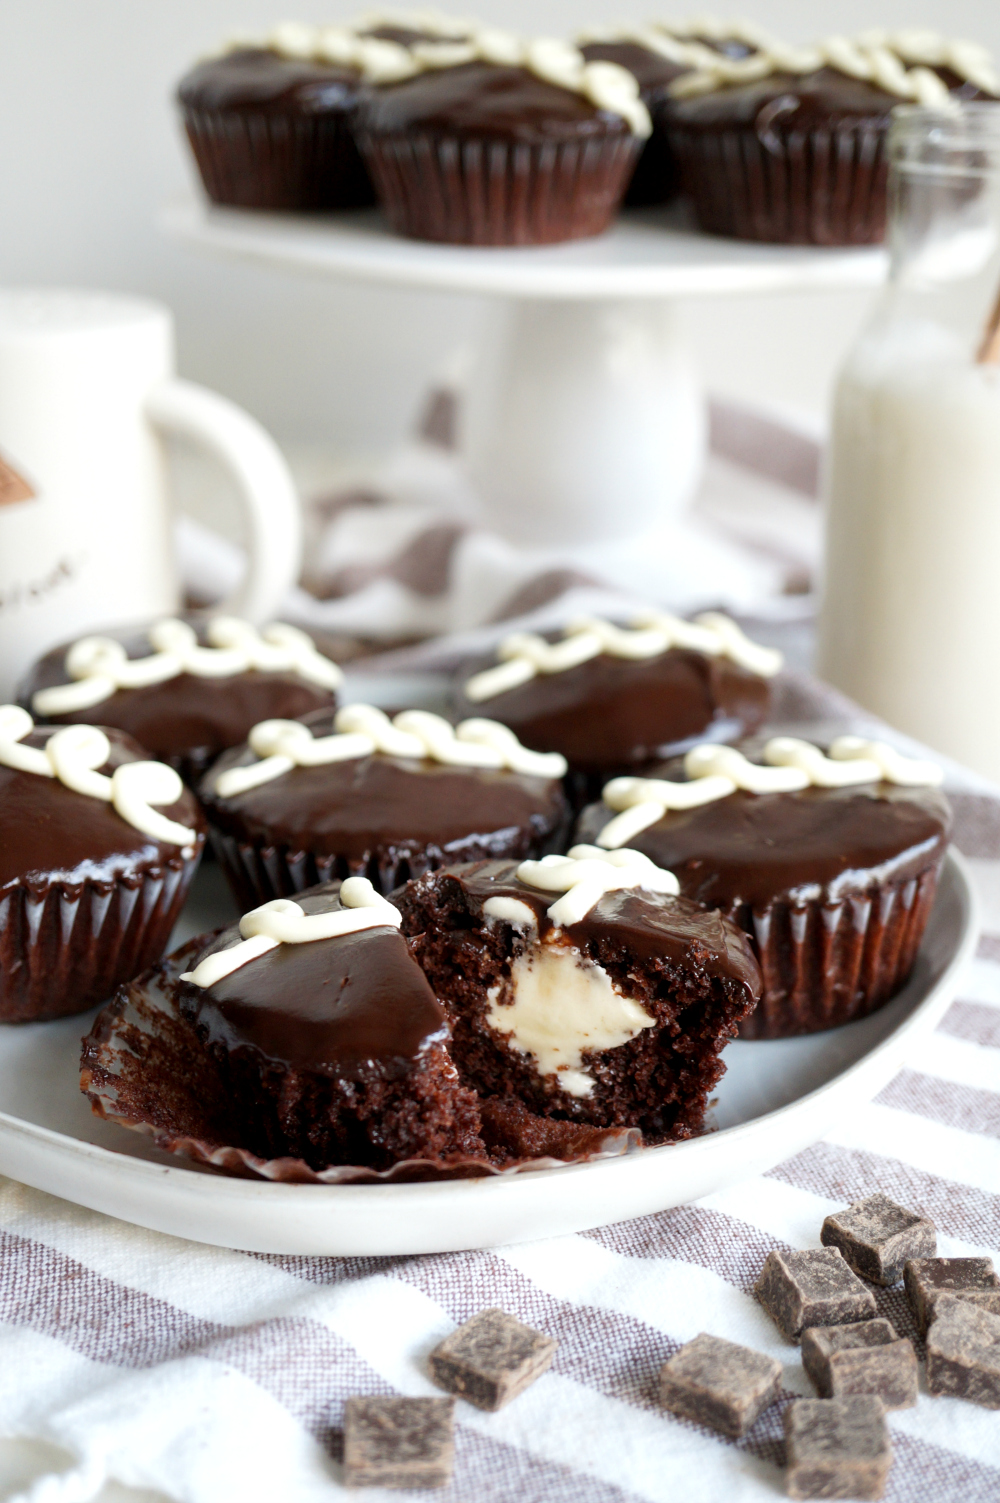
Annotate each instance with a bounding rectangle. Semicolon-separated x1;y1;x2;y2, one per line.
0;854;200;1024
80;937;641;1184
737;861;943;1038
666;116;889;245
355;127;642;245
182;102;376;211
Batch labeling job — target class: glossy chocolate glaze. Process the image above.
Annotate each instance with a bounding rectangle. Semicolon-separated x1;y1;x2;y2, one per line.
575;749;952;912
202;706;567;863
580;41;687;94
454;647;771;774
177;886;447;1079
443;858;761;997
177;48;363;114
0;727;205;891
668;64;993;132
358;61;631;143
20;620;336;782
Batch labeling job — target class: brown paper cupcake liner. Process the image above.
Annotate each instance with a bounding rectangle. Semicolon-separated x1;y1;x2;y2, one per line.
80;938;641;1184
182;105;375;211
0;852;201;1024
667;118;889;244
208;822;567;910
356;128;641;244
737;861;943;1039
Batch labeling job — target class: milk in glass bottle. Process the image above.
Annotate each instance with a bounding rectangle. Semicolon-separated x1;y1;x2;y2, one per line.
818;103;1000;779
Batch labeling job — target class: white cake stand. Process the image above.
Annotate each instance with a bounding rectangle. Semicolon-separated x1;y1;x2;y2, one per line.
164;197;887;551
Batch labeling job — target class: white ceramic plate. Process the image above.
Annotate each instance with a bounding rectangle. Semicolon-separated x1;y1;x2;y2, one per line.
0;851;977;1255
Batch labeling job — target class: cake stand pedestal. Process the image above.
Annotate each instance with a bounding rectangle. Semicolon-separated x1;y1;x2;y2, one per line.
164;198;887;556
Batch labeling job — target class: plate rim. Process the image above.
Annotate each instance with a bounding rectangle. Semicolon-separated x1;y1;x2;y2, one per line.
0;848;978;1213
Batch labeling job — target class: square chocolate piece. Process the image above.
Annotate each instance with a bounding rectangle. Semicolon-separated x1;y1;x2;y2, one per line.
926;1298;1000;1408
659;1332;782;1438
784;1395;892;1501
801;1319;917;1410
821;1192;936;1286
429;1308;556;1411
343;1396;454;1490
904;1256;1000;1335
756;1248;877;1343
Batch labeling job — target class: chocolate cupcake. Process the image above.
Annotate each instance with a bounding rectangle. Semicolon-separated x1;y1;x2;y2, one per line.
579;21;770;205
355;31;651;244
81;876;642;1180
397;848;761;1141
0;705;204;1024
576;735;951;1037
200;704;569;908
454;611;781;807
666;31;998;244
20;615;342;786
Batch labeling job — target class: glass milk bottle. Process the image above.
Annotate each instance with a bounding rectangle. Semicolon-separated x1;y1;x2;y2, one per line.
818;103;1000;779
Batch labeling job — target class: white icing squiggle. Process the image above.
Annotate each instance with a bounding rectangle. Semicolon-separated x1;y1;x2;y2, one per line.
214;704;567;797
669;29;997;105
180;877;401;988
251;23;652;134
0;706;198;851
463;611;782;704
516;844;679;927
597;735;944;848
32;618;343;718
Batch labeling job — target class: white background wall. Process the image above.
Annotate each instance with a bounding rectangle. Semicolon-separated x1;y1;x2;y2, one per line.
1;1;998;461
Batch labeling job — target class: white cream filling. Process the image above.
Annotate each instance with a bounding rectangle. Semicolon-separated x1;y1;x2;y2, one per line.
485;940;655;1098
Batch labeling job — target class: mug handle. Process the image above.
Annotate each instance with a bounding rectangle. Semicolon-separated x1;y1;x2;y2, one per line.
145;378;302;623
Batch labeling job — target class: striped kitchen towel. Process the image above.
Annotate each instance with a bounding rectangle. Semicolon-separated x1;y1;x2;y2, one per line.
0;657;998;1503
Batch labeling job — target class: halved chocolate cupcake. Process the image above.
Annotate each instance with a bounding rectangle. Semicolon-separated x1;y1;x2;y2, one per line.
576;735;951;1037
397;848;761;1141
355;31;651;244
665;31;998;244
200;704;568;908
454;611;781;807
20;615;342;786
0;705;204;1023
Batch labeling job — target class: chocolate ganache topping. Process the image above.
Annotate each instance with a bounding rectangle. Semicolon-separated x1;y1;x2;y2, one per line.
203;706;567;863
20;619;338;779
177;47;364;116
0;725;205;890
358;60;634;143
443;858;762;996
576;741;951;911
177;886;448;1079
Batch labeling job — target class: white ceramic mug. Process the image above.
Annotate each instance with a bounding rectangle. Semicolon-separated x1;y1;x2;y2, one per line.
0;288;302;697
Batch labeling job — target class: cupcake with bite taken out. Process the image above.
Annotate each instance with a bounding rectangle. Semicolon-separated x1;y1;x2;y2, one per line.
0;705;205;1023
576;733;951;1037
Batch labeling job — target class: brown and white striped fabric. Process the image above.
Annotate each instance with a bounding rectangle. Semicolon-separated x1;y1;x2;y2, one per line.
1;661;999;1502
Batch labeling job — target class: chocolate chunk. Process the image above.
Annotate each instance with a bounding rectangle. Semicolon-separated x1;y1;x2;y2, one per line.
343;1396;454;1490
756;1248;877;1342
784;1396;892;1501
904;1256;1000;1335
925;1298;1000;1407
429;1309;556;1411
801;1320;917;1409
821;1192;936;1286
658;1332;782;1438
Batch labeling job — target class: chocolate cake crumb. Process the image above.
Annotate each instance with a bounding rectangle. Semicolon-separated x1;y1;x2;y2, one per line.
904;1256;1000;1335
801;1320;917;1409
784;1396;891;1500
430;1309;556;1410
658;1332;782;1437
821;1192;936;1286
343;1396;454;1489
756;1249;877;1342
